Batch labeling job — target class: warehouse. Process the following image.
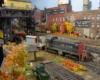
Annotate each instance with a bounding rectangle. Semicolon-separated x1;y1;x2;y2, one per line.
66;9;100;38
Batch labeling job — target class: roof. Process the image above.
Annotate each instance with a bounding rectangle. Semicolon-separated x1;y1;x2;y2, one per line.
46;36;58;40
54;39;75;44
26;35;37;39
10;0;31;2
53;39;82;45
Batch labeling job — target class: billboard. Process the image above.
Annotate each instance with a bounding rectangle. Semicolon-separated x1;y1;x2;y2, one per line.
58;0;69;5
75;20;91;28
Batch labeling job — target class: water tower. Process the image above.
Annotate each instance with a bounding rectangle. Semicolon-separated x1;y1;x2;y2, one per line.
83;0;89;11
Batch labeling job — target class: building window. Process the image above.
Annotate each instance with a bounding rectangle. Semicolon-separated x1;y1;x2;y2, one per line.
70;16;72;20
73;15;75;20
88;14;90;19
37;13;38;16
11;3;14;7
67;16;69;20
84;14;86;19
73;22;75;26
37;19;38;22
96;31;99;37
92;22;94;27
97;14;100;19
39;19;40;22
63;17;65;21
97;22;99;27
53;18;55;21
60;17;62;21
91;33;93;37
92;14;95;19
39;13;40;16
26;5;29;8
4;2;6;5
56;18;57;21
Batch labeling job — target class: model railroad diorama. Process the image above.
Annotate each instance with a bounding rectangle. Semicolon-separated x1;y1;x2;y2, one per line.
0;35;100;80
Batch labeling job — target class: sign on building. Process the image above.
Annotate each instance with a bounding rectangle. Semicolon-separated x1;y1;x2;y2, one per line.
47;11;52;15
58;0;69;5
47;8;65;15
75;20;91;28
59;8;65;14
52;9;58;15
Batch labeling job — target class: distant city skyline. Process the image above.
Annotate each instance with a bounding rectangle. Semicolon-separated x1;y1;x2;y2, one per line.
31;0;100;11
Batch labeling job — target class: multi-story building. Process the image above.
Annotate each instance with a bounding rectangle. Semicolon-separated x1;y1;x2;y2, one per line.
46;5;72;33
3;0;31;10
66;9;100;38
0;0;33;43
34;10;44;25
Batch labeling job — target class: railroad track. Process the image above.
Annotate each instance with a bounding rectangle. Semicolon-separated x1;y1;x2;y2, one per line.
84;45;100;54
45;62;84;80
37;33;100;54
75;61;100;75
52;34;100;46
40;50;100;75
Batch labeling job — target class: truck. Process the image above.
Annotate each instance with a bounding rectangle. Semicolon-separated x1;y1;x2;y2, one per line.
32;64;50;80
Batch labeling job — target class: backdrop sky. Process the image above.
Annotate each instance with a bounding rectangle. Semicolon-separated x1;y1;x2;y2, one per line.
31;0;100;12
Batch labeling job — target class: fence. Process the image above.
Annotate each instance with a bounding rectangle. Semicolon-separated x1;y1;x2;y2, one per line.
0;6;33;10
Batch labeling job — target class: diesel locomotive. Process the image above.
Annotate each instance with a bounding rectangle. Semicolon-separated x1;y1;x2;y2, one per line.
45;36;92;61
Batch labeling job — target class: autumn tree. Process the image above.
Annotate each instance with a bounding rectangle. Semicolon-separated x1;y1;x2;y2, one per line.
65;22;74;34
42;22;46;30
51;23;58;33
1;43;27;79
60;23;66;34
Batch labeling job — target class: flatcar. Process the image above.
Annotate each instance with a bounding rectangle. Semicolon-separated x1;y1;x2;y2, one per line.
45;36;92;61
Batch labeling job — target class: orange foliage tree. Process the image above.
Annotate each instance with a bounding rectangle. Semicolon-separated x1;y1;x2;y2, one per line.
1;43;28;80
60;23;66;34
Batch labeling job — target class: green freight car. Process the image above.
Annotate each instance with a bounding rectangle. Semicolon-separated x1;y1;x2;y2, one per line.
32;64;50;80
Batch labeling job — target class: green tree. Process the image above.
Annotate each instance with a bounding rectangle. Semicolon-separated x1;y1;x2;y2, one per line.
51;23;58;33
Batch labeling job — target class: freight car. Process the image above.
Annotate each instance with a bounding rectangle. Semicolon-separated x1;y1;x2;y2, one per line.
45;36;92;61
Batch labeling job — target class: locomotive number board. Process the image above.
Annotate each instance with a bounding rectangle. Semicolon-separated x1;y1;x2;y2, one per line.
75;20;91;28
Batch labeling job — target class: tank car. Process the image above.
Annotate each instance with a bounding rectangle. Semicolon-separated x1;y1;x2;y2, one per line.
45;36;92;61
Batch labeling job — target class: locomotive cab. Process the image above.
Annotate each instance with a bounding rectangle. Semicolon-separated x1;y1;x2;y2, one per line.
45;36;58;49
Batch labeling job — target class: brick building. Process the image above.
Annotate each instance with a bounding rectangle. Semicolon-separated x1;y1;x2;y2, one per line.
34;10;44;25
66;9;100;38
46;5;72;33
